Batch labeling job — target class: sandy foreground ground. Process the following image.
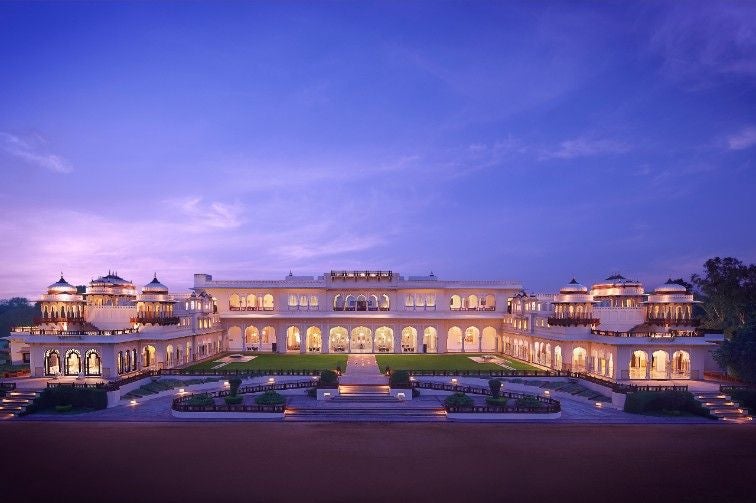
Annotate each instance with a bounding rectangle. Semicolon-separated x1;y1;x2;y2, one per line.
1;422;754;502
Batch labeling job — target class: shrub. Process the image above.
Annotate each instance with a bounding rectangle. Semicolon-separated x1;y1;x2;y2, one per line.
444;392;474;409
318;369;339;388
224;395;243;405
488;379;503;398
731;389;756;414
55;404;73;413
515;396;543;409
228;377;242;396
412;388;420;398
624;390;713;417
26;386;108;414
187;393;214;407
389;370;411;389
485;396;509;408
306;387;317;398
255;391;285;406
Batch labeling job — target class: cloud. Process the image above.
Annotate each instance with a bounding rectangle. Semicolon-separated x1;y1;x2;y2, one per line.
727;127;756;150
538;137;630;160
648;4;756;85
168;197;245;230
0;132;73;174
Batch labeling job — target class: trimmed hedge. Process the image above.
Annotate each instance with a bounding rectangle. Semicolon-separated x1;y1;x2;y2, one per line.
624;390;712;417
444;392;474;408
389;370;411;389
318;369;339;388
488;379;503;398
25;387;108;414
255;391;285;405
224;395;243;405
187;393;214;407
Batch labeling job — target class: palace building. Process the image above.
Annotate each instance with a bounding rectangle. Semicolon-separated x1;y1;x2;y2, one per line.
8;270;721;381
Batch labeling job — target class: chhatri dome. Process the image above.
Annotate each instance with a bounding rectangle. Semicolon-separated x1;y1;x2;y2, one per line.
142;274;169;294
560;278;588;294
654;278;688;294
47;275;76;295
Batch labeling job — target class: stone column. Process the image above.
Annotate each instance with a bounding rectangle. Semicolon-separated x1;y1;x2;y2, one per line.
300;325;307;354
322;325;330;354
393;328;401;354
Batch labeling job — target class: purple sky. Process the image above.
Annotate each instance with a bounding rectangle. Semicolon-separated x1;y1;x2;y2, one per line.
1;1;755;298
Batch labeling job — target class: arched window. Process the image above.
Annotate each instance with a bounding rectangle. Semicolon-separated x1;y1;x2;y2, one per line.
288;294;298;309
229;293;240;309
467;295;479;309
263;294;274;310
286;326;301;351
306;327;322;353
262;326;275;344
380;294;390;311
450;295;462;310
333;294;344;311
246;294;257;309
401;327;417;353
356;295;367;311
245;326;260;349
85;349;101;376
64;349;81;376
368;295;378;311
117;351;124;374
309;295;319;309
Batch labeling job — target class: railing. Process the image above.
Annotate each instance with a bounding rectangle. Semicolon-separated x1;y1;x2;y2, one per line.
592;329;703;338
34;316;85;324
161;368;323;377
228;307;275;312
172;380;314;413
12;327;140;336
450;306;496;312
413;381;560;413
547;317;599;327
130;316;180;326
646;318;701;327
333;307;390;312
406;369;687;394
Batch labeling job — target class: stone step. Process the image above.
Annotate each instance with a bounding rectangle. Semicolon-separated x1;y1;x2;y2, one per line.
0;405;24;412
284;407;447;422
6;391;39;399
338;384;390;394
331;395;400;403
1;398;33;405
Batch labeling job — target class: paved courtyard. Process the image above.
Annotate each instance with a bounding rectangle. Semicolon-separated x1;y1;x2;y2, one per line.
1;421;754;502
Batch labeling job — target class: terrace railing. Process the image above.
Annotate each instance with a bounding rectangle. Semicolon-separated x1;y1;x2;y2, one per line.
412;381;561;413
172;379;315;413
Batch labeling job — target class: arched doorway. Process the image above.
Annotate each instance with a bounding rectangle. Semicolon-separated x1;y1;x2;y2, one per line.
306;327;322;353
245;326;260;350
572;347;587;372
286;326;301;352
350;326;372;353
401;327;417;353
464;327;480;353
227;326;243;351
330;327;348;352
375;326;393;353
651;350;669;379
482;327;497;352
85;349;101;376
143;345;156;368
629;350;648;379
45;350;60;376
672;350;691;379
64;349;81;376
423;327;438;353
447;326;463;352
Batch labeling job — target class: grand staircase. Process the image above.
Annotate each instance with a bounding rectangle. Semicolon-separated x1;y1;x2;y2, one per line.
0;390;39;419
695;392;753;424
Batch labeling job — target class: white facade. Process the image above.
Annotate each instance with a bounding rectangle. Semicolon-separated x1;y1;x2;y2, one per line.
9;273;223;379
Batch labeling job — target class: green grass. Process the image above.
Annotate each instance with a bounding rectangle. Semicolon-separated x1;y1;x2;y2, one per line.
187;353;348;371
375;354;538;372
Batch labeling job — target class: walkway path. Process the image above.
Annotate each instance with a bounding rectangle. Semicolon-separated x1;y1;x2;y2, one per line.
340;354;388;385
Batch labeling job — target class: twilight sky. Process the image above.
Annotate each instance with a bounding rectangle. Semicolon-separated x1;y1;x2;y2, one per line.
1;1;755;298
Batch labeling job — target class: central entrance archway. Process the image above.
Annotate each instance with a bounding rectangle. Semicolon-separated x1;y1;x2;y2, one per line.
350;326;373;353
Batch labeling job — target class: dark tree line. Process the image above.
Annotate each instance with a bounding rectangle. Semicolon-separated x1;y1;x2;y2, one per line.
0;298;38;339
690;257;756;383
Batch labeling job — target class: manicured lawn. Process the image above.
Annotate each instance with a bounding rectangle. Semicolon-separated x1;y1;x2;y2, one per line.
188;354;348;371
375;354;538;372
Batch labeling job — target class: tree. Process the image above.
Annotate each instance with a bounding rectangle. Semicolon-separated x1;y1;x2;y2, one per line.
713;324;756;384
0;298;38;339
691;257;756;336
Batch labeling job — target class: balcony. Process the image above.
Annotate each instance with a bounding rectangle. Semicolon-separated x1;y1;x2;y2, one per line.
547;317;599;327
34;316;85;324
130;316;180;326
646;317;700;327
333;307;390;312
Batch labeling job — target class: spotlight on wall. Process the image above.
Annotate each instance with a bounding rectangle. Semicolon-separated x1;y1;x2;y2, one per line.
268;377;275;383
130;400;137;406
595;402;603;408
